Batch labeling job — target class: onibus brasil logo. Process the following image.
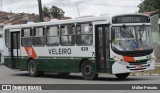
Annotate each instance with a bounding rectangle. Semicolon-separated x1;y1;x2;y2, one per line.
1;85;42;90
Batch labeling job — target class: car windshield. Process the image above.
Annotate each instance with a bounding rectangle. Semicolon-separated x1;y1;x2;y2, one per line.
111;25;153;51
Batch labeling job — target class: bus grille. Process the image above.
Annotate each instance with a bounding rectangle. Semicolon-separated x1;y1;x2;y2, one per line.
127;60;149;70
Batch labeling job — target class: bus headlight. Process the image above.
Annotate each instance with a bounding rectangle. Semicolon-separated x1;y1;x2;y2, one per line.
113;56;121;62
147;54;156;59
113;56;129;65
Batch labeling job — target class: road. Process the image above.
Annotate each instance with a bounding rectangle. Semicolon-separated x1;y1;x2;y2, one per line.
0;65;160;93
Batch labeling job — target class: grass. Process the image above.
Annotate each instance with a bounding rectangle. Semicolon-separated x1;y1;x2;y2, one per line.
131;66;160;76
143;66;160;74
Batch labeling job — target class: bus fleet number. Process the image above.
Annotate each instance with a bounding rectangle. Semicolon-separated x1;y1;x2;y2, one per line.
81;47;88;51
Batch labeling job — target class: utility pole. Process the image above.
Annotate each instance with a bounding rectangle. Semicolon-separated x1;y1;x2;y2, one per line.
38;0;43;22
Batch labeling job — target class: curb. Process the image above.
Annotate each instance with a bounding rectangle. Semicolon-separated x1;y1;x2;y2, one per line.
130;73;160;76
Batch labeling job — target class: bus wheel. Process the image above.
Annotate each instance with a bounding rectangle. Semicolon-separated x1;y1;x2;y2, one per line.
28;60;39;77
81;60;98;80
115;73;130;79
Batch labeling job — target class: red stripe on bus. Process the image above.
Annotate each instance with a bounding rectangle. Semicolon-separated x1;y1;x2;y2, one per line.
24;47;37;58
123;56;135;62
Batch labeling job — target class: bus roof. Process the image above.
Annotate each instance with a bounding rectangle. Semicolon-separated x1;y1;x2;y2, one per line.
4;16;107;29
4;13;150;29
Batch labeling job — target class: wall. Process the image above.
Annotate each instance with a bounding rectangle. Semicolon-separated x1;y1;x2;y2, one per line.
0;38;4;64
152;18;160;59
0;25;4;64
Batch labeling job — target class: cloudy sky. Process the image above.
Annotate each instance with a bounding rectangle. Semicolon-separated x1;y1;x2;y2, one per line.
2;0;143;18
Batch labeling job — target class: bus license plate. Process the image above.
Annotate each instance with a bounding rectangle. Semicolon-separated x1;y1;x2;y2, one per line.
135;65;142;69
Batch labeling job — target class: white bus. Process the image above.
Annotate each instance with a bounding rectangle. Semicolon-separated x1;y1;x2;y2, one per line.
3;13;155;80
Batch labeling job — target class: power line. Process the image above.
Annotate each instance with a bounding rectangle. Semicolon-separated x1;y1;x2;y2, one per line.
0;0;20;11
102;0;142;1
57;0;140;7
2;0;22;5
1;0;141;7
75;2;80;17
0;0;2;10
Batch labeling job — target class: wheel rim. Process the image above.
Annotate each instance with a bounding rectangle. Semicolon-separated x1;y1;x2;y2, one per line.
84;65;92;75
30;63;35;74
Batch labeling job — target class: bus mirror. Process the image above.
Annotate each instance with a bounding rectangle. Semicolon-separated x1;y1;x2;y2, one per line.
111;30;115;40
122;24;126;29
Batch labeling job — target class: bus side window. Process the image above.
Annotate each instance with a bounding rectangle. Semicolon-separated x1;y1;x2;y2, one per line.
76;23;93;45
33;27;45;46
46;26;59;46
60;24;75;46
21;28;32;46
5;29;10;47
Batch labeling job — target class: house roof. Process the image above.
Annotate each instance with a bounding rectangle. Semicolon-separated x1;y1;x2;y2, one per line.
0;11;39;25
0;11;71;25
143;10;160;16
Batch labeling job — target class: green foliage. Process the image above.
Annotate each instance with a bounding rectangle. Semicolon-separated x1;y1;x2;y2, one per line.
43;6;51;18
138;0;160;12
43;6;65;19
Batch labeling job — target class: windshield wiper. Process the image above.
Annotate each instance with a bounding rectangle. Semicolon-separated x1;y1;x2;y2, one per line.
139;24;145;44
121;25;134;41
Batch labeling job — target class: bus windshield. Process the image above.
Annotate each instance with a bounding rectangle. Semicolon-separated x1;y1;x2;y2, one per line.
111;25;153;52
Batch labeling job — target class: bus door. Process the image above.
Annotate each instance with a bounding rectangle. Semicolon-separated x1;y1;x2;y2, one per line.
10;31;20;69
95;24;110;72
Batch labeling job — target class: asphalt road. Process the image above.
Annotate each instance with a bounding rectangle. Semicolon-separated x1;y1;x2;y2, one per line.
0;65;160;93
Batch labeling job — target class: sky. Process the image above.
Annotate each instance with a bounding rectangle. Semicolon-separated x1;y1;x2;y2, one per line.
1;0;143;19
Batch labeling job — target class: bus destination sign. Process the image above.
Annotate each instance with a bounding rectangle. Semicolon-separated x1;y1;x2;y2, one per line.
112;15;150;24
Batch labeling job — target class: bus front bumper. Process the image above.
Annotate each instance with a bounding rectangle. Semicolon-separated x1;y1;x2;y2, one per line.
112;59;155;74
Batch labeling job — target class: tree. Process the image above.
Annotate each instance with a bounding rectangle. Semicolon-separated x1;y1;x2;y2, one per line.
43;6;51;18
43;6;65;19
138;0;160;13
50;6;65;19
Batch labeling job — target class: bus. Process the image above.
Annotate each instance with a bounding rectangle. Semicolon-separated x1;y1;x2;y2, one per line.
3;13;155;80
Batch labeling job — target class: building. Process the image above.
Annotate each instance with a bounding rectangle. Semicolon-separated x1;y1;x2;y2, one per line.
0;11;40;25
159;19;160;31
0;23;4;64
144;10;160;59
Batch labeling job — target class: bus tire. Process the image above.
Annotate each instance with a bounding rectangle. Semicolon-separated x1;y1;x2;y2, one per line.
81;60;98;80
28;60;39;77
115;73;130;79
